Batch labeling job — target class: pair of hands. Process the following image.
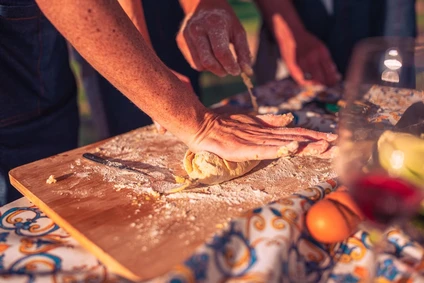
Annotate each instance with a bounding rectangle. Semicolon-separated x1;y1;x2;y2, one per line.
176;0;340;86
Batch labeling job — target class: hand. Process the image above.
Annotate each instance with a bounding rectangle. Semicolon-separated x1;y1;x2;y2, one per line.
278;30;341;86
176;0;253;77
187;112;338;162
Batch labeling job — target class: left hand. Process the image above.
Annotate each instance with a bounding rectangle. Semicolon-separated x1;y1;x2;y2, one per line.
277;29;341;87
176;0;253;77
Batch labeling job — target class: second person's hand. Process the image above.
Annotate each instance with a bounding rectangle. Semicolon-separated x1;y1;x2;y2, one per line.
177;0;253;77
278;29;341;87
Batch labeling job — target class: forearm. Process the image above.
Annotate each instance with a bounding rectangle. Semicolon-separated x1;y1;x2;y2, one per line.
254;0;307;42
36;0;209;143
118;0;152;47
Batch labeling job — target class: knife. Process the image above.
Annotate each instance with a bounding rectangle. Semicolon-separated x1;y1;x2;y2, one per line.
82;153;149;176
241;72;259;113
82;153;200;194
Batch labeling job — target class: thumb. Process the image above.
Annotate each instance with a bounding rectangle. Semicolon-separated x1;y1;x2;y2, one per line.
154;121;167;135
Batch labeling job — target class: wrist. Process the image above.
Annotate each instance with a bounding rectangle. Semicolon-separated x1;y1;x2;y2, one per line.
157;76;214;145
178;99;216;147
185;108;218;150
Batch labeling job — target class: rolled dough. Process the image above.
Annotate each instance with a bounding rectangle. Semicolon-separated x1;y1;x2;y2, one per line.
183;150;261;185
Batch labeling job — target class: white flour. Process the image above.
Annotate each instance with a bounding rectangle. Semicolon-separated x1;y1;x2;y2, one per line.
62;125;336;258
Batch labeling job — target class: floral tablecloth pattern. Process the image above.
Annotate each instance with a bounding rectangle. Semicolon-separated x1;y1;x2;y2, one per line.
3;79;423;282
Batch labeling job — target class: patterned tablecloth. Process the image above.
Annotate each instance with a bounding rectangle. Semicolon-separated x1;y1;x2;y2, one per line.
2;79;423;282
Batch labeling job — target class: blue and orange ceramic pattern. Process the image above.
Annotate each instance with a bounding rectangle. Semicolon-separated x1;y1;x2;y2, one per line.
2;80;422;282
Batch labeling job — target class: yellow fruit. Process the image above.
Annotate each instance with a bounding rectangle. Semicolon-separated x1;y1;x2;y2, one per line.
378;131;424;188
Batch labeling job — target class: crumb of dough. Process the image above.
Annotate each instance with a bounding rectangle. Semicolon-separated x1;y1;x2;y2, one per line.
174;175;187;184
46;175;57;184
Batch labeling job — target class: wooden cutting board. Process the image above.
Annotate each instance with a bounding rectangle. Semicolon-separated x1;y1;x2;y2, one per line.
9;125;336;281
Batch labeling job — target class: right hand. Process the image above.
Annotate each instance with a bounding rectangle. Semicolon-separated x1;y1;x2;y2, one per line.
186;112;338;162
278;29;341;87
176;0;253;77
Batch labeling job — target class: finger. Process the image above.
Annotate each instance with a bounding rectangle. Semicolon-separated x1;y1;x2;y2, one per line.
176;16;197;69
255;113;294;127
223;142;299;162
228;113;294;127
182;29;204;71
318;47;340;86
275;128;338;142
232;29;253;76
154;121;167;135
221;116;337;142
276;141;300;157
306;56;326;86
208;28;240;76
297;53;325;86
195;35;227;77
320;60;338;86
297;140;330;156
287;62;313;86
317;145;339;159
236;131;317;143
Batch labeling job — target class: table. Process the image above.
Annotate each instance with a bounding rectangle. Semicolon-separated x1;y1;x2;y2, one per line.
2;79;423;282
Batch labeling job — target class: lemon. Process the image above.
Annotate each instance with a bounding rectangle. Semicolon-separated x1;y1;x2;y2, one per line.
378;131;424;188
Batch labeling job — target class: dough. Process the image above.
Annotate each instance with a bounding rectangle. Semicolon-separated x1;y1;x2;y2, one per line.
46;175;57;184
183;151;261;185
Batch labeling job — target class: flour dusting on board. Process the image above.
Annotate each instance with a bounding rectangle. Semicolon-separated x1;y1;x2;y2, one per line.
64;125;336;255
74;125;336;198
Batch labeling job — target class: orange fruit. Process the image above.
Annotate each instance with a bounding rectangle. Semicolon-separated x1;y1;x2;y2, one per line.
326;191;364;220
306;198;362;244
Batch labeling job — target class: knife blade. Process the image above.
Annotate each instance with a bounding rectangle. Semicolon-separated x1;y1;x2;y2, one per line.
82;153;147;175
83;153;200;193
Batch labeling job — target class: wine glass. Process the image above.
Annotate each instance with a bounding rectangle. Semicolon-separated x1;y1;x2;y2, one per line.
335;37;424;252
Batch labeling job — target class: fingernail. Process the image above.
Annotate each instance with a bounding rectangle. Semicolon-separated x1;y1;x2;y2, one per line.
326;133;338;141
241;63;254;77
230;65;241;76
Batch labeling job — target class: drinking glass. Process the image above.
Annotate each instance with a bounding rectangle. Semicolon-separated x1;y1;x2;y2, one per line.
336;37;424;246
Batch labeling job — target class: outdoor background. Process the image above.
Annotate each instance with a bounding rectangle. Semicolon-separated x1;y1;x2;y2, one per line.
75;0;424;145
